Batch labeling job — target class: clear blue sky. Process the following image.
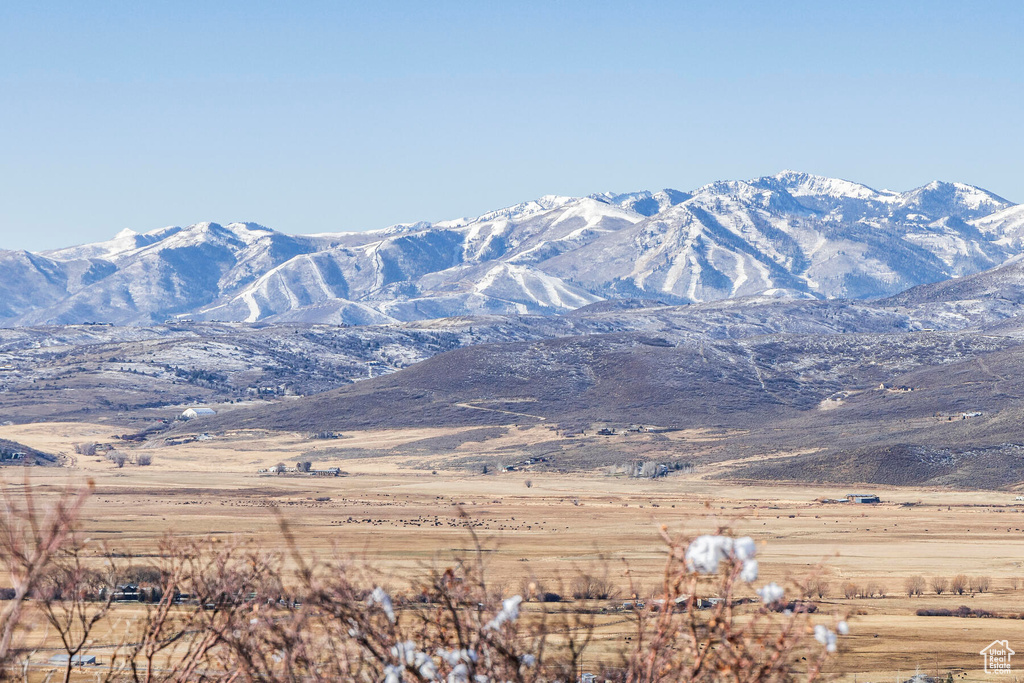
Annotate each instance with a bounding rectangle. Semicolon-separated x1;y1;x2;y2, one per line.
1;1;1023;251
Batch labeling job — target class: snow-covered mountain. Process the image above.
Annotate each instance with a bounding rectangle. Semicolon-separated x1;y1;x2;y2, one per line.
1;171;1019;326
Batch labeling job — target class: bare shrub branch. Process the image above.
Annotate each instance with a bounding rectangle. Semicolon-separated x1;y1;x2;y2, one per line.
0;476;93;671
0;482;850;683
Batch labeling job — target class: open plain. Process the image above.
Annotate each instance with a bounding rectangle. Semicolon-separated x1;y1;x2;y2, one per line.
1;422;1022;681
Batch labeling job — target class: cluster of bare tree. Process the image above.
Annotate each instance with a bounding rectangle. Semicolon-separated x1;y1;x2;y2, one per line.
803;578;830;599
569;575;620;601
0;481;848;683
826;573;1006;600
905;575;994;597
73;444;151;468
840;582;888;599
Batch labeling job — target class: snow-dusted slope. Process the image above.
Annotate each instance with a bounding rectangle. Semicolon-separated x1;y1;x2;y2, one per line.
1;172;1019;326
590;189;692;216
193;197;636;323
541;174;1014;303
14;223;327;325
973;204;1024;249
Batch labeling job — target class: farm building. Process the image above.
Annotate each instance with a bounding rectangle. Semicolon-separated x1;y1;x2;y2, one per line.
180;407;216;420
49;654;97;666
310;467;342;477
846;494;881;504
114;584;140;601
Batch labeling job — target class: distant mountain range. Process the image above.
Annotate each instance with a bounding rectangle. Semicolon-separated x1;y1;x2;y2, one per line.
6;223;1024;486
3;171;1023;327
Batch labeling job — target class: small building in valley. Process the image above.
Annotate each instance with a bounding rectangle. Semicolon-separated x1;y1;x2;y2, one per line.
847;494;881;504
310;467;341;477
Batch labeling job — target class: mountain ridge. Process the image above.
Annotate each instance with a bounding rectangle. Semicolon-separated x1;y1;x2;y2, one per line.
3;171;1020;327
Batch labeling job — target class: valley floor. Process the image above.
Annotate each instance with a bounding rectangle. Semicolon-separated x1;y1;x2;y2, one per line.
1;422;1023;681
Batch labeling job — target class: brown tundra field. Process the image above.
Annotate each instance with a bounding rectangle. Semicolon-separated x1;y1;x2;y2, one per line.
1;420;1023;682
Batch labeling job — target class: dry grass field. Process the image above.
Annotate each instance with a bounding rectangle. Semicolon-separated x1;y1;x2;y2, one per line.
1;421;1023;682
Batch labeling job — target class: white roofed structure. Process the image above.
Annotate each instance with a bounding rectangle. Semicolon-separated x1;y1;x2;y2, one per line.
180;407;216;420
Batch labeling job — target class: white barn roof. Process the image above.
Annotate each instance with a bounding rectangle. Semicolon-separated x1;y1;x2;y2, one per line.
180;407;217;419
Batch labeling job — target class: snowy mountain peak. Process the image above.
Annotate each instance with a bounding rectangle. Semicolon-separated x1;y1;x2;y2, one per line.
536;194;577;208
435;195;581;230
170;221;280;245
223;222;277;243
225;221;273;233
899;180;1011;218
591;189;691;216
688;179;807;214
763;170;894;201
43;225;181;262
3;172;1022;326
